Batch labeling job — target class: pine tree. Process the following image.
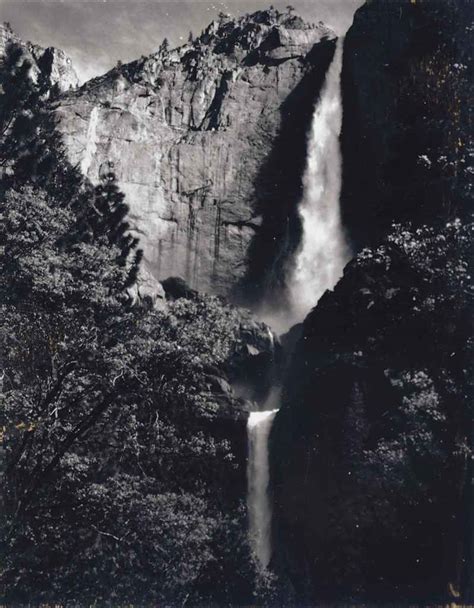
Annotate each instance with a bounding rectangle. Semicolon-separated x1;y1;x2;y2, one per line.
0;42;82;203
89;167;143;279
0;41;142;283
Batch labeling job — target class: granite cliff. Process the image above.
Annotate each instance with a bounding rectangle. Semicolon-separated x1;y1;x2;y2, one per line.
0;22;79;91
54;9;336;297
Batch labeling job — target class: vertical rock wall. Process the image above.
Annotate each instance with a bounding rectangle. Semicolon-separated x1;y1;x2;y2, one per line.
55;11;336;297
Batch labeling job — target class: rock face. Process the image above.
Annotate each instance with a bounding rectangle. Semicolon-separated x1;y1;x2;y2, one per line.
340;0;472;251
0;22;79;91
55;9;336;298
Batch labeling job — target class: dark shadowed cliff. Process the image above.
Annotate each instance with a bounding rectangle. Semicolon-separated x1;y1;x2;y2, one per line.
271;221;472;603
340;0;472;250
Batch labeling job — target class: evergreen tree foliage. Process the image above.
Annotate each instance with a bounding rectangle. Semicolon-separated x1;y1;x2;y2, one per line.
0;41;258;604
0;42;82;203
0;41;142;282
0;194;258;600
272;219;473;601
91;166;141;268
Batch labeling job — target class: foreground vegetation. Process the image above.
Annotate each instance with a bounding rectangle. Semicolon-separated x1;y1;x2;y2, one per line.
0;42;267;605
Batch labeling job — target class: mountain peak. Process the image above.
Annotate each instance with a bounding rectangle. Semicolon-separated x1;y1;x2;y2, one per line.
195;7;334;57
77;7;335;95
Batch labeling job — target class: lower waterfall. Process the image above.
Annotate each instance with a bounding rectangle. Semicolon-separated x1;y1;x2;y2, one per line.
247;38;349;568
247;409;278;569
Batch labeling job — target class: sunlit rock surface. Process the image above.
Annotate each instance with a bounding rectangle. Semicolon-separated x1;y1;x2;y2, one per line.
55;10;335;296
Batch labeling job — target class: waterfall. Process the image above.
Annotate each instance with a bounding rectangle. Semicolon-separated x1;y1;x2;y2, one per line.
247;38;349;569
247;408;278;569
288;37;349;324
81;106;99;176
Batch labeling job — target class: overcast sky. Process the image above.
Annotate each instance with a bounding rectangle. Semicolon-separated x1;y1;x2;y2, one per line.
0;0;363;83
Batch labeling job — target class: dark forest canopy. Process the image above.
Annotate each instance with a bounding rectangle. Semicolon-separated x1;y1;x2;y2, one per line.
0;42;272;604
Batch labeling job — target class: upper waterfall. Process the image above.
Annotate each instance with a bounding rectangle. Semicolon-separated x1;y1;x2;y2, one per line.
288;38;349;324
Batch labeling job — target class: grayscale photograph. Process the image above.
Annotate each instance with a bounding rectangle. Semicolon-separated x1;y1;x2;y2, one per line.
0;0;472;605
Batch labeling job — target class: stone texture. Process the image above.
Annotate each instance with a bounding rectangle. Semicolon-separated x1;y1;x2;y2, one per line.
128;266;167;310
54;9;335;297
0;22;79;91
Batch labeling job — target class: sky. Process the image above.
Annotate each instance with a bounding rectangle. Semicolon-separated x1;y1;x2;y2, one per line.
0;0;363;83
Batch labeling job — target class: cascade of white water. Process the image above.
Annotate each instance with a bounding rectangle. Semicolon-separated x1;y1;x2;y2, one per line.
288;37;349;323
81;106;99;177
247;408;278;569
247;39;349;569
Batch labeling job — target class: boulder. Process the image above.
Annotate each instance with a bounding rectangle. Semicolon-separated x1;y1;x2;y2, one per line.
128;267;166;310
161;276;197;300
